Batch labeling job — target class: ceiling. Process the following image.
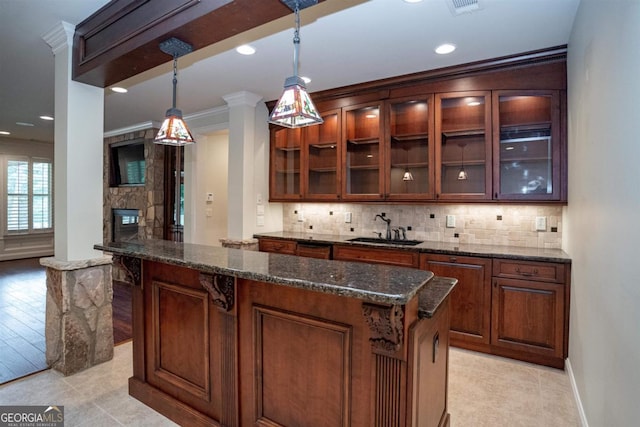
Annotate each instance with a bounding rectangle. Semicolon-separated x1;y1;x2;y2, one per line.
0;0;580;143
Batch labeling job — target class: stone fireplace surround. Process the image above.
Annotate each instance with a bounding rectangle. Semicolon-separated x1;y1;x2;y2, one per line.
103;128;165;281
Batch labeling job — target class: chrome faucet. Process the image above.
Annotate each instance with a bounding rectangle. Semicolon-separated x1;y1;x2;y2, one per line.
398;226;407;240
374;214;392;240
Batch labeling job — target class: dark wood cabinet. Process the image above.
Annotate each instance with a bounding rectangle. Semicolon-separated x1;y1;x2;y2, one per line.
493;90;564;201
435;91;493;200
333;244;419;268
420;254;492;351
491;259;569;368
305;109;342;200
270;127;303;200
258;238;297;255
342;101;385;200
295;243;332;259
386;95;435;200
268;49;567;204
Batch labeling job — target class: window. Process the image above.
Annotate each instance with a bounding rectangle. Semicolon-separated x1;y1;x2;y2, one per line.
6;158;53;233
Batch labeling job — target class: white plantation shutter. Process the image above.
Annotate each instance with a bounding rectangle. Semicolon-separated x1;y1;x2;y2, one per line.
5;158;53;232
7;160;29;231
32;161;52;229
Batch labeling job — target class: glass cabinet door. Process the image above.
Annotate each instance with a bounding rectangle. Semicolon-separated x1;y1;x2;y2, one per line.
304;109;341;200
386;95;434;199
493;91;561;200
342;102;384;199
435;92;492;200
270;127;302;200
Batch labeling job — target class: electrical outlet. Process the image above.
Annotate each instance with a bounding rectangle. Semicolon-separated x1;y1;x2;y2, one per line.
446;215;455;228
297;211;304;222
535;216;547;231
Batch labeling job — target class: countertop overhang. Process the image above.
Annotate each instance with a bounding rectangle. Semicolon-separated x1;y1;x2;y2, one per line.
95;239;438;306
254;231;572;263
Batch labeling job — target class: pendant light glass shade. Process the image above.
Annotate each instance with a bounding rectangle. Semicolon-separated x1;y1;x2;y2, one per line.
457;168;468;180
269;0;323;128
457;142;468;180
403;170;414;181
154;38;196;146
155;108;195;145
270;76;322;128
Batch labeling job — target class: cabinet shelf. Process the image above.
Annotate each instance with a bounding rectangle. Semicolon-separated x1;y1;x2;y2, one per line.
275;169;300;174
391;133;429;142
441;160;485;166
309;167;337;173
391;162;429;168
310;142;338;149
442;129;485;139
500;157;551;163
347;137;379;145
276;146;301;152
348;164;380;170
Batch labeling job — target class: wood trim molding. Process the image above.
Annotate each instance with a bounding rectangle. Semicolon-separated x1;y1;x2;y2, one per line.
199;273;235;311
362;303;405;354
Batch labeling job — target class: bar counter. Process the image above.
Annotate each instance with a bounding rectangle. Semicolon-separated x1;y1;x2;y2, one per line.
96;240;456;427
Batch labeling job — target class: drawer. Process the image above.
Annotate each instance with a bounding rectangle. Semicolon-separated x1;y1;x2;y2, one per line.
296;243;332;259
333;245;419;268
258;238;297;255
492;259;565;283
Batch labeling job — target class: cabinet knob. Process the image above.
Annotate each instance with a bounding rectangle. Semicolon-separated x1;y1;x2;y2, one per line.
449;257;457;263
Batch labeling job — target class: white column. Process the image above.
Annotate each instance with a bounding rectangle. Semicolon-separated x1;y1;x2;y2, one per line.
222;91;263;241
43;22;104;261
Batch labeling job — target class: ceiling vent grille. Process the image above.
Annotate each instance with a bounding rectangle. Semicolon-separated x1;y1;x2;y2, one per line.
447;0;482;15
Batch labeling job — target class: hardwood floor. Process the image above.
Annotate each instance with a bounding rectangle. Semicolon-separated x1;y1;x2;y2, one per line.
0;258;132;384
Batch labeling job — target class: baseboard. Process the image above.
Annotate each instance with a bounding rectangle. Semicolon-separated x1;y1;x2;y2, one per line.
565;357;589;427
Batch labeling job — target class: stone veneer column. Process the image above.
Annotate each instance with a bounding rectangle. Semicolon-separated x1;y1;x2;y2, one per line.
40;257;114;376
43;22;113;375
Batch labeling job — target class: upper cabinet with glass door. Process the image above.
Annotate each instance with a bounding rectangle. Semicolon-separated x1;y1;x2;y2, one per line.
270;127;303;200
304;109;341;200
342;102;384;200
493;91;561;200
435;92;492;200
386;95;435;200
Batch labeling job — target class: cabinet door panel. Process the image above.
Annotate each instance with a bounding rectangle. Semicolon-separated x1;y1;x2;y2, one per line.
491;278;564;359
435;92;492;200
270;127;302;200
420;254;491;348
493;90;562;201
334;245;419;268
305;109;341;200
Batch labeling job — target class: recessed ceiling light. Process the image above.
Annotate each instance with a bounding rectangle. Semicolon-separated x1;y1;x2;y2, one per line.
365;114;377;119
435;43;456;55
16;122;35;127
0;131;10;135
301;76;311;84
40;115;54;121
236;44;256;55
111;87;128;93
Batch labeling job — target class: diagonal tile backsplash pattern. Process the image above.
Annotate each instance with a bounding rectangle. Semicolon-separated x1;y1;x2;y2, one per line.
283;203;563;249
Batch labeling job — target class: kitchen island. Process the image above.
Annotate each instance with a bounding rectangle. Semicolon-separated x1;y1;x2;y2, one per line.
95;240;456;427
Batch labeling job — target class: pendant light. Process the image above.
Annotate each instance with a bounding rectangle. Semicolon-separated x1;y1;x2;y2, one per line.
457;142;468;180
269;0;323;128
402;146;414;181
154;37;196;145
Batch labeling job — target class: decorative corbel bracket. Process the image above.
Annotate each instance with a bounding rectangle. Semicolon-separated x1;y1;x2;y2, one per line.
200;273;235;312
362;303;405;353
112;255;141;287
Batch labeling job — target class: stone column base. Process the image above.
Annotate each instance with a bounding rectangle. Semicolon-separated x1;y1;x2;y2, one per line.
40;256;114;376
219;238;258;251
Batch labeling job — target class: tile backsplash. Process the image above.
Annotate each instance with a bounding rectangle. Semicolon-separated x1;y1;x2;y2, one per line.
282;203;563;249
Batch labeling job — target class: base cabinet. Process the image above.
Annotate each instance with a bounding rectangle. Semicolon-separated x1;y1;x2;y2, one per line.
419;254;492;351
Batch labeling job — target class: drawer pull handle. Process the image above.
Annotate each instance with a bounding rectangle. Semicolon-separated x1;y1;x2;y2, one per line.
515;267;538;277
449;257;457;263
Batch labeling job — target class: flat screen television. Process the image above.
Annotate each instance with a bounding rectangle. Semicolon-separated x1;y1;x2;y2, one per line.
110;140;146;186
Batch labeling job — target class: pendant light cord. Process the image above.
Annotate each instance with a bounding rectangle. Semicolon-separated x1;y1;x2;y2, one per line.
292;1;300;78
172;55;178;110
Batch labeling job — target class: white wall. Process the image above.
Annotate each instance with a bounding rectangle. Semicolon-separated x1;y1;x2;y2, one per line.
188;131;229;246
567;1;640;425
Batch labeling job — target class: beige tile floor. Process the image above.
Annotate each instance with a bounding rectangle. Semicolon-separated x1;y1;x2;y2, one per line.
0;343;581;426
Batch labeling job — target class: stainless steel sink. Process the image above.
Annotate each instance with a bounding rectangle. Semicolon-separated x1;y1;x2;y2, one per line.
346;237;423;246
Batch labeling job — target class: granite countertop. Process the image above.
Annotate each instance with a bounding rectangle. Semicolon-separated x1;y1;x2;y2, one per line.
418;276;457;319
95;240;435;306
254;231;572;263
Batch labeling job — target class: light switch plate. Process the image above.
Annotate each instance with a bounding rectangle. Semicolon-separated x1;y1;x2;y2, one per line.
297;211;304;222
446;215;456;228
344;212;352;223
535;216;547;231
